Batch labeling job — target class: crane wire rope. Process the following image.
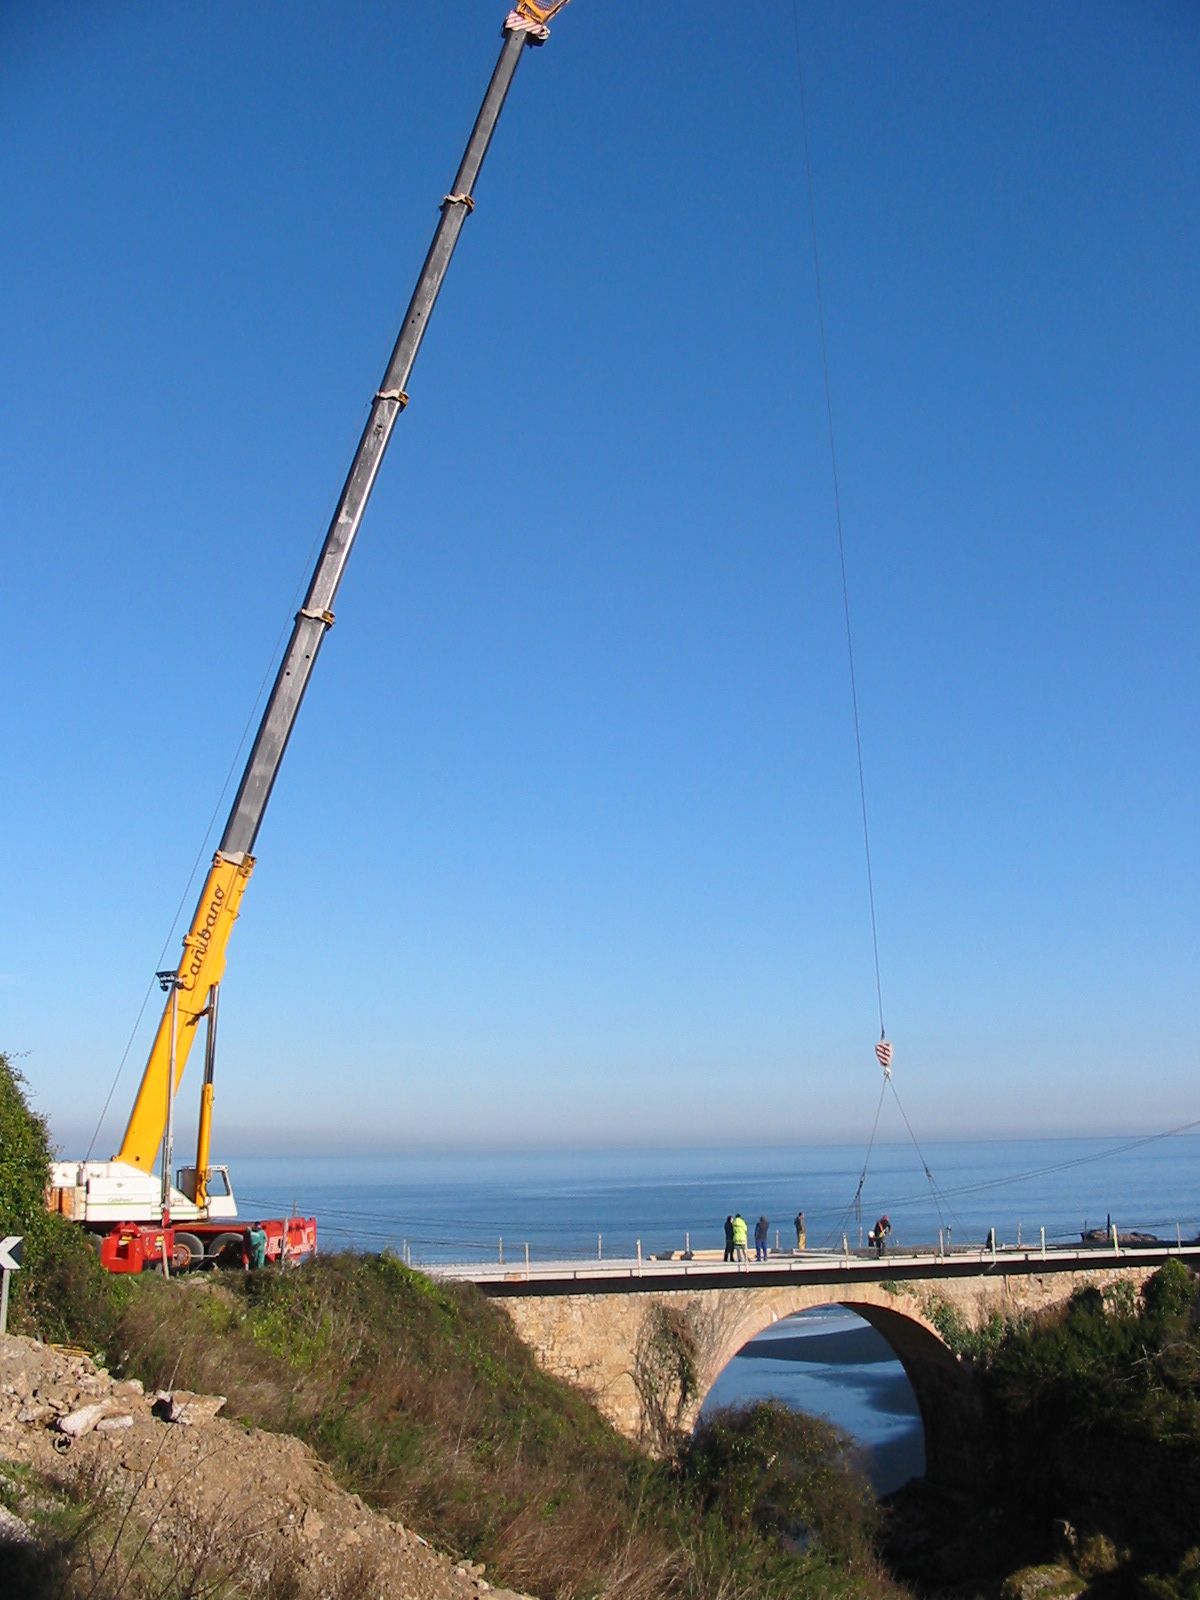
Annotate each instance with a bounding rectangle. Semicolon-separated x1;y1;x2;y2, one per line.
783;9;1192;1251
84;478;348;1161
789;3;885;1046
788;1;952;1230
885;1116;1200;1210
849;1075;888;1231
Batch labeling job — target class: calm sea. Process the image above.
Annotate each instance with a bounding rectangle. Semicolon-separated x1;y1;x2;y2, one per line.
231;1133;1200;1494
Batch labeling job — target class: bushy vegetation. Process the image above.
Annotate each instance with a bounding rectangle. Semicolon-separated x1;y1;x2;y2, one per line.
0;1052;124;1342
982;1263;1200;1446
96;1259;900;1600
683;1400;882;1574
919;1292;1008;1363
894;1260;1200;1597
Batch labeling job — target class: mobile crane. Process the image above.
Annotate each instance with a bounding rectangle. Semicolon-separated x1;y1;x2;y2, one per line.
48;1;571;1273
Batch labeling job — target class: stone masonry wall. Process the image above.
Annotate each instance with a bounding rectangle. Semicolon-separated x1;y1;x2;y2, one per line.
497;1262;1156;1477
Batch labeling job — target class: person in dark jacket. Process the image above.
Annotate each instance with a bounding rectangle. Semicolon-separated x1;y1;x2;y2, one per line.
870;1215;892;1257
723;1215;734;1262
754;1215;769;1262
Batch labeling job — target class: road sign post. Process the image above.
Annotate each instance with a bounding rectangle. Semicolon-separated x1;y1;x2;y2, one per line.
0;1236;24;1336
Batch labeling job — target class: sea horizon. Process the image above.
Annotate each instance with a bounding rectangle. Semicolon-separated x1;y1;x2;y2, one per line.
222;1131;1200;1264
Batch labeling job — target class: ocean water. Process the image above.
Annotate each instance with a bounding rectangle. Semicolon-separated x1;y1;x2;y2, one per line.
229;1132;1200;1494
233;1134;1200;1262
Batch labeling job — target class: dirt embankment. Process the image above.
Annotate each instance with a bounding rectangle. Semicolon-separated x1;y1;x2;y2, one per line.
0;1333;536;1600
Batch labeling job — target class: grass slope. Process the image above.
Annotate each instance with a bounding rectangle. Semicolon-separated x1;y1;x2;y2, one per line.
0;1051;897;1600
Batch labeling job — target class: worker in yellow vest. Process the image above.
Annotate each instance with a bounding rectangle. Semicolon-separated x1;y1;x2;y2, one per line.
730;1212;749;1263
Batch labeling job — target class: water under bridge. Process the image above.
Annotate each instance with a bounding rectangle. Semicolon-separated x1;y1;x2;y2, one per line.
430;1239;1200;1483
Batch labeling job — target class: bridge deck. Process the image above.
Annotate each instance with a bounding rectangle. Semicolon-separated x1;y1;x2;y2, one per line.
426;1242;1200;1297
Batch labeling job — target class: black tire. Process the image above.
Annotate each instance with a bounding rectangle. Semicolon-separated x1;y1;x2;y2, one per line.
206;1231;245;1268
172;1231;204;1271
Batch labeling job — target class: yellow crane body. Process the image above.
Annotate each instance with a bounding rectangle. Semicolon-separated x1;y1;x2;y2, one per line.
115;851;254;1173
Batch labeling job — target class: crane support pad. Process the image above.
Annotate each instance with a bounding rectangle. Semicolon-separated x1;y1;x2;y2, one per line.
116;854;254;1173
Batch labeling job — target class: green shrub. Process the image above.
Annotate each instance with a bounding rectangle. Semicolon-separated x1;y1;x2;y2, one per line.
683;1400;879;1569
1139;1547;1200;1600
0;1051;122;1344
922;1292;1008;1360
1142;1258;1197;1327
968;1261;1200;1579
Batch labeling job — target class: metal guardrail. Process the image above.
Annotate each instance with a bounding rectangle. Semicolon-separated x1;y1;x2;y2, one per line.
425;1239;1200;1293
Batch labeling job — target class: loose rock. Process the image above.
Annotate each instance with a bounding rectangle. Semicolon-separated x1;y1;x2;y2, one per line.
0;1332;540;1600
55;1401;109;1438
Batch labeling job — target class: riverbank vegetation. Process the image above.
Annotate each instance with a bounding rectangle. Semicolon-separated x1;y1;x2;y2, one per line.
886;1261;1200;1597
981;1261;1200;1593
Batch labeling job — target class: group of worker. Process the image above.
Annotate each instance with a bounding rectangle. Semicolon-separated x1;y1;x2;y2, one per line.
721;1212;754;1261
722;1210;809;1262
722;1210;894;1260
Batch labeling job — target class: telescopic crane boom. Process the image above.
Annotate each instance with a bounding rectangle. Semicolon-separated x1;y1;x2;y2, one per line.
51;3;570;1269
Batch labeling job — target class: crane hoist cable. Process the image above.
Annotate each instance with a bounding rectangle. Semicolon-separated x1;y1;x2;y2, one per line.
789;2;956;1236
788;3;885;1044
84;474;353;1162
81;530;322;1161
788;5;884;1016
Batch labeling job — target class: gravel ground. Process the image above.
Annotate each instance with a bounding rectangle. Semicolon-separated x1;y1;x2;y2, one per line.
0;1332;536;1600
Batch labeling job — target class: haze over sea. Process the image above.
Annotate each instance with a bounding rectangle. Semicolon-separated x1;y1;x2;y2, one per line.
232;1132;1199;1494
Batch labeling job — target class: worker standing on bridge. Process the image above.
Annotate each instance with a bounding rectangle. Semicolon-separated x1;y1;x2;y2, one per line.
754;1215;769;1261
723;1215;734;1261
870;1215;891;1258
794;1210;806;1251
731;1213;748;1263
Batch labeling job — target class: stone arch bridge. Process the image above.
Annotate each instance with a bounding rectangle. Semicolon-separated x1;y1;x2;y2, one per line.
435;1244;1200;1485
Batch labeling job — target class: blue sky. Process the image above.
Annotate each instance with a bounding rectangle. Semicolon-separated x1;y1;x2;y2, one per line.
4;1;1197;1159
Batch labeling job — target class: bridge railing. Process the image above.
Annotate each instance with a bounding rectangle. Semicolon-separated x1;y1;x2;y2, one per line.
294;1214;1199;1273
420;1235;1200;1285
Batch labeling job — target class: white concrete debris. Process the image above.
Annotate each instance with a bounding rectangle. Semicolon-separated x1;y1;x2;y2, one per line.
55;1402;109;1438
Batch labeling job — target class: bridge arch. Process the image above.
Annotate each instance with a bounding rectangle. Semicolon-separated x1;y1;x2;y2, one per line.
693;1285;974;1484
703;1281;952;1388
490;1254;1168;1487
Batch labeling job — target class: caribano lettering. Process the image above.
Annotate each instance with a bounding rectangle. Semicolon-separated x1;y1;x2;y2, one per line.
187;885;227;977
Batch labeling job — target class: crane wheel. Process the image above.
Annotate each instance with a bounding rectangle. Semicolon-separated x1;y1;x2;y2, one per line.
171;1232;204;1271
206;1231;245;1269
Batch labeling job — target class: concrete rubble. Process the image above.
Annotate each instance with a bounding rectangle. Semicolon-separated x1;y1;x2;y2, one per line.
0;1332;537;1600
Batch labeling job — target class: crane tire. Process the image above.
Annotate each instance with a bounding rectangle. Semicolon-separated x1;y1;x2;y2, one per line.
171;1232;204;1271
206;1231;245;1269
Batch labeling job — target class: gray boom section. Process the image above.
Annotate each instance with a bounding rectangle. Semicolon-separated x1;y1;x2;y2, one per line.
220;22;530;859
